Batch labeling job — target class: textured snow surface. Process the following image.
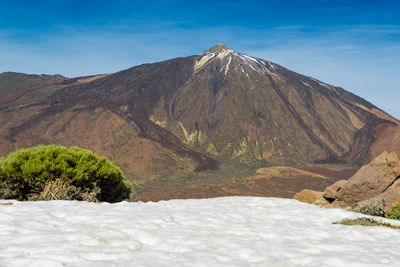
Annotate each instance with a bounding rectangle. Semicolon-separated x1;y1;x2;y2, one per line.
1;197;400;267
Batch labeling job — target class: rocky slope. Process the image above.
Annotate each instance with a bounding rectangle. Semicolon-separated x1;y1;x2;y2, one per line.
324;151;400;210
0;44;398;185
295;151;400;211
162;44;398;166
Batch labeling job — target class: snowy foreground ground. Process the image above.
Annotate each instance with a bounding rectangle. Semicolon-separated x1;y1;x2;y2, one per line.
1;197;400;267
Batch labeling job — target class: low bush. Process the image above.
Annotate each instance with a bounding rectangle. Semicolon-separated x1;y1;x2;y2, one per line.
0;145;132;202
353;198;385;217
386;201;400;220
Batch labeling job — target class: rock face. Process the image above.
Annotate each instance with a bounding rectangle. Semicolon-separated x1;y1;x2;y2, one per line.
323;180;347;202
323;151;400;210
380;183;400;210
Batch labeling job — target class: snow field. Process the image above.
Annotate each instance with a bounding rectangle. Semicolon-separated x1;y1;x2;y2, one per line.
1;197;400;266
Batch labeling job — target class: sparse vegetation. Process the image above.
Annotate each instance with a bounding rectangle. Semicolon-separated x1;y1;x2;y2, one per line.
333;218;400;229
352;199;385;217
386;201;400;220
0;145;132;202
134;159;260;198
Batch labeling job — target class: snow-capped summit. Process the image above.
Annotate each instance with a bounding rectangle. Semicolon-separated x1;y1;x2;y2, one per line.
195;43;278;77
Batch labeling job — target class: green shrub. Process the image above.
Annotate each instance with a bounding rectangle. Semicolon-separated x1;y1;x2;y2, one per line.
386;201;400;220
0;145;132;202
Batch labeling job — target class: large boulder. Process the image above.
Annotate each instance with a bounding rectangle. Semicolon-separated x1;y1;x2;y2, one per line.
373;183;400;210
294;189;326;205
323;180;347;202
324;151;400;209
294;189;350;209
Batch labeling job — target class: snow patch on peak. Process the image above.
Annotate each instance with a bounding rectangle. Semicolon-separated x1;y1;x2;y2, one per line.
195;45;235;72
240;54;259;64
224;56;232;79
248;63;257;72
311;78;333;90
268;62;277;71
216;49;233;59
196;46;281;79
234;53;279;77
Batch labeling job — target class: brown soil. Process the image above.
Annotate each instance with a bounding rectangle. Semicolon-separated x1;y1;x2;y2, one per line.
136;165;347;202
0;77;66;104
137;177;297;202
299;166;359;180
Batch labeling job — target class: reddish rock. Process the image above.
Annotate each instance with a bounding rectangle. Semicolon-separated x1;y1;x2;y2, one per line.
371;183;400;211
335;151;400;206
323;180;347;202
383;184;400;210
294;189;326;204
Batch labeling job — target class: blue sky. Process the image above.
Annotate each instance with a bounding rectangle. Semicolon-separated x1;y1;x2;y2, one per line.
1;0;399;118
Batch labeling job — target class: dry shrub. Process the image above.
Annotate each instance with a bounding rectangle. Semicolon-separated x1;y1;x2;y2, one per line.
29;180;100;202
353;198;385;217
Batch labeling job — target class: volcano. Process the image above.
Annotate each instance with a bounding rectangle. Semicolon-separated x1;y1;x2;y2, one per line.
0;44;398;184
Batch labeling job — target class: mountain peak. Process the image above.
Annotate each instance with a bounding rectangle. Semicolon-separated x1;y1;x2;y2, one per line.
202;44;232;54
